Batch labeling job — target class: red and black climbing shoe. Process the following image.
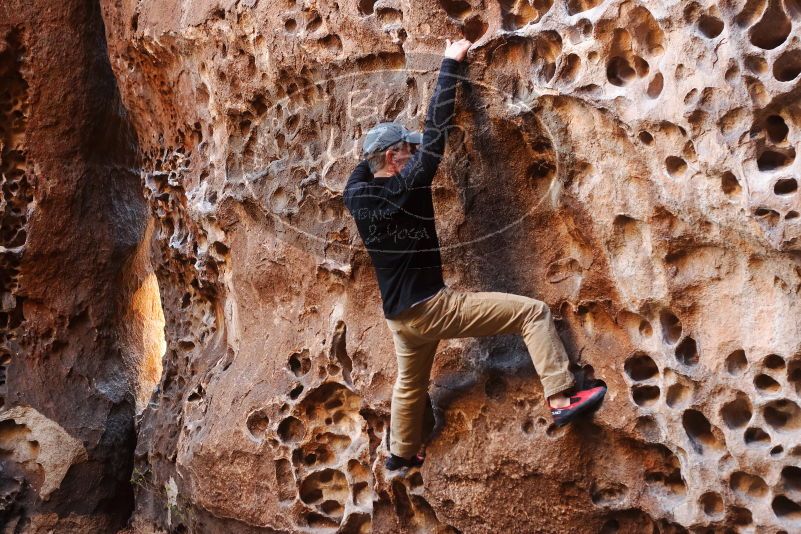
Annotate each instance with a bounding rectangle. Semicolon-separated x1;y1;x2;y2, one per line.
550;385;607;427
385;453;425;471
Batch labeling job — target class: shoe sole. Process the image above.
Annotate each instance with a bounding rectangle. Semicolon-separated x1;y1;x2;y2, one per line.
553;388;607;427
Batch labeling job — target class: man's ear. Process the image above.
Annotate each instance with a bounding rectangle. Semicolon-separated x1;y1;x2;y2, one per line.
384;149;396;169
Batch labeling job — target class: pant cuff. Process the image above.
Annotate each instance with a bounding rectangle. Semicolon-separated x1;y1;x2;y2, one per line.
390;439;420;459
542;371;575;399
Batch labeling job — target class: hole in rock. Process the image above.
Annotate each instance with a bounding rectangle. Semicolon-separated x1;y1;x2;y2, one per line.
352;481;369;505
318;34;343;53
632;385;660;407
277;416;305;443
721;393;752;429
732;506;753;525
736;0;767;28
358;0;376;15
774;49;801;82
700;492;724;516
289;350;311;376
306;12;322;32
730;471;768;498
246;410;270;439
643;445;687;496
578;17;592;36
462;15;488;42
755;373;781;393
757;148;795;171
285;18;297;31
639;321;653;337
782;466;801;491
606;56;636;86
772;445;785;456
772;495;801;520
721;172;742;195
638;131;654;145
646;73;664;98
764;353;787;369
290;384;304;400
755;207;780;224
560;54;581;83
683;409;723;454
632;56;649;77
567;0;602;15
698;15;724;38
675;337;699;366
789;360;801;395
376;7;403;25
660;311;682;344
439;0;471;19
750;1;791;49
624;353;659;381
764;399;801;431
683;2;701;22
766;115;789;143
484;375;507;400
499;0;549;30
775;179;798;195
666;382;691;409
786;211;800;220
665;156;687;177
522;419;534;434
300;468;348;507
683;88;698;105
744;426;771;445
745;54;769;74
590;483;629;505
320;499;342;515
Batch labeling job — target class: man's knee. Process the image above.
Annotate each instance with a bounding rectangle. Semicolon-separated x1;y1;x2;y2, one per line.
524;298;549;321
393;380;428;403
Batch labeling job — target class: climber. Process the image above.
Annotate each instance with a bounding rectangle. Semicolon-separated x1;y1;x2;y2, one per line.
342;38;607;471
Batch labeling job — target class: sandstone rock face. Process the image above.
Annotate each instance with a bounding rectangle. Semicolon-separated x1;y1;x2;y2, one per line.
98;0;801;532
1;1;158;531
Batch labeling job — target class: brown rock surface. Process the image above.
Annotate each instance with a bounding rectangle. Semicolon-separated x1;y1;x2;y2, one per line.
1;1;159;531
8;0;801;532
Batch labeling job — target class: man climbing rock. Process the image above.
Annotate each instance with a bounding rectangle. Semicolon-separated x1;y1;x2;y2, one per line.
343;38;607;471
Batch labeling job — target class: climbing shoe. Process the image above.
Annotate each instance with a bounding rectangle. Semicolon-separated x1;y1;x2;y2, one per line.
385;453;425;471
550;385;607;427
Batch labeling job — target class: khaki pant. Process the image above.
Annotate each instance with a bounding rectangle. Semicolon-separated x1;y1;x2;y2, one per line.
385;286;575;458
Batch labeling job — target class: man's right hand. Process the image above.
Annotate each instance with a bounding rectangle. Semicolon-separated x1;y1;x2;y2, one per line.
444;38;472;62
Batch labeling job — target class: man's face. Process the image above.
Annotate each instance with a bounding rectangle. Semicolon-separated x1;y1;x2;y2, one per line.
387;141;417;172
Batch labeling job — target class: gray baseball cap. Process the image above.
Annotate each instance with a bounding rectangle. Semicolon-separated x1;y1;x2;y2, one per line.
362;122;423;155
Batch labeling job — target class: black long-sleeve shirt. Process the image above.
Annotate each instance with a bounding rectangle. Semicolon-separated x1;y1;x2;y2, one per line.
343;57;460;318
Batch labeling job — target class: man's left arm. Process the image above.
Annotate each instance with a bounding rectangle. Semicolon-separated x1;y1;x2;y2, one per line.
343;159;373;211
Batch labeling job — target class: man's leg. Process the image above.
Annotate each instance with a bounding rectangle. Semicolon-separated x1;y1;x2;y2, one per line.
406;287;575;399
385;323;439;461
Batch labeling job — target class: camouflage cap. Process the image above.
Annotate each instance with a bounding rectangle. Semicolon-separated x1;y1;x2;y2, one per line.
361;122;423;155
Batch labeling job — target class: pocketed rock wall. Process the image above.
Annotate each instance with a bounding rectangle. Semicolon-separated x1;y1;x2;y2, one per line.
0;1;162;532
99;0;801;532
